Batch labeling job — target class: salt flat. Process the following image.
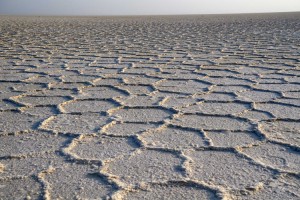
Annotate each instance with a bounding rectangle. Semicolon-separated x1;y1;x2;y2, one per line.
0;13;299;199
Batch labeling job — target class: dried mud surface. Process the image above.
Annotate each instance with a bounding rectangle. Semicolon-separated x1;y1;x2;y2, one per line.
0;13;300;199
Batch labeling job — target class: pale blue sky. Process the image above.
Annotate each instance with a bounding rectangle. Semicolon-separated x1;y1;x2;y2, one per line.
0;0;299;16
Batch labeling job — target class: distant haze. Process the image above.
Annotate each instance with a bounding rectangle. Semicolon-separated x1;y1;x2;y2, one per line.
0;0;299;16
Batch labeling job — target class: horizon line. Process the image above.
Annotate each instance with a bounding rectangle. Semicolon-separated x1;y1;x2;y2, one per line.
1;11;299;17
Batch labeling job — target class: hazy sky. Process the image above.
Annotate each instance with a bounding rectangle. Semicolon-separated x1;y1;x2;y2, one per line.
0;0;299;16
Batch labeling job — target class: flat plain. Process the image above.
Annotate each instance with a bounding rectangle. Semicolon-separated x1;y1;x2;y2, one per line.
0;13;299;199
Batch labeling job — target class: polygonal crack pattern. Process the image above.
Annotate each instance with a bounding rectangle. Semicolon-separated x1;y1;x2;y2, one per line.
123;182;218;200
185;150;274;191
0;14;299;199
105;149;184;186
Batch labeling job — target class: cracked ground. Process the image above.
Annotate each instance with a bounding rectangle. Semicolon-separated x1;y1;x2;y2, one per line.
0;13;300;199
